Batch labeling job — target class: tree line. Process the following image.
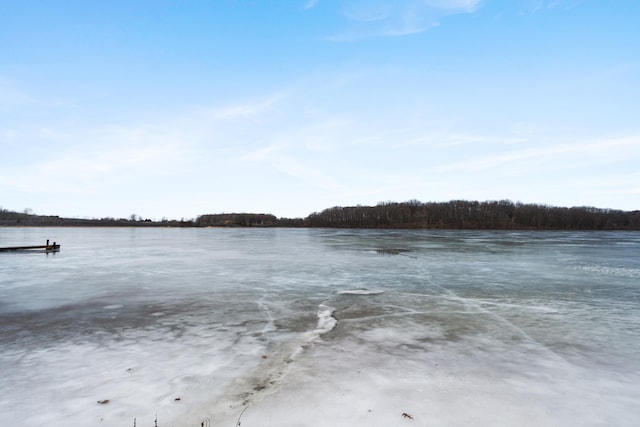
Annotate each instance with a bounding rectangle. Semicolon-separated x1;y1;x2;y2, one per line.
303;200;640;230
0;207;193;227
2;200;639;230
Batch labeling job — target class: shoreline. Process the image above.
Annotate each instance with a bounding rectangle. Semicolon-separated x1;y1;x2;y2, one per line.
3;200;639;230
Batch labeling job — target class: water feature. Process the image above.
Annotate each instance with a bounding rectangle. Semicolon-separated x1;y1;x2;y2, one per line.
1;228;638;426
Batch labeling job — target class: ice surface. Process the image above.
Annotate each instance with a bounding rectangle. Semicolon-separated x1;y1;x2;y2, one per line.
337;289;385;295
1;228;639;426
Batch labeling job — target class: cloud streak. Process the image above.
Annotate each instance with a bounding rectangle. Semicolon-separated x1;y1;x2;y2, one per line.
0;122;198;197
328;0;483;40
303;0;319;10
434;135;640;174
207;93;287;121
2;56;638;217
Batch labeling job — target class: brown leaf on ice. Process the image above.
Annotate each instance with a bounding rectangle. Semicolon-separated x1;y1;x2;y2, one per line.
97;399;110;405
402;412;414;420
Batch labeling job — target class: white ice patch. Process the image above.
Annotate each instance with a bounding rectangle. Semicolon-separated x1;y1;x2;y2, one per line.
338;289;385;295
314;304;337;335
578;264;640;278
359;325;445;346
209;319;640;427
187;303;340;423
288;304;338;361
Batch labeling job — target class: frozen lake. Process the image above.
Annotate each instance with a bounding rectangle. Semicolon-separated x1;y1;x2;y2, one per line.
1;228;639;426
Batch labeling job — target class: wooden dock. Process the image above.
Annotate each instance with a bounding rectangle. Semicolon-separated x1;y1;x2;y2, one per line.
0;239;61;252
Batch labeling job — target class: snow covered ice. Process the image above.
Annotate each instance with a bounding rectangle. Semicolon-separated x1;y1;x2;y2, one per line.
1;228;639;426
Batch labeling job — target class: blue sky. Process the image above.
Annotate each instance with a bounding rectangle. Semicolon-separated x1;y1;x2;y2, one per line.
1;0;639;219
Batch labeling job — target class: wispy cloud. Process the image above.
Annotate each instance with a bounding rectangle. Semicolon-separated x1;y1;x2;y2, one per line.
395;131;527;148
323;0;587;40
0;94;31;112
328;0;483;40
3;61;636;217
434;135;640;174
207;93;287;120
0;77;71;112
0;79;35;111
525;0;582;12
236;142;345;191
424;0;484;12
303;0;319;10
0;122;198;198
